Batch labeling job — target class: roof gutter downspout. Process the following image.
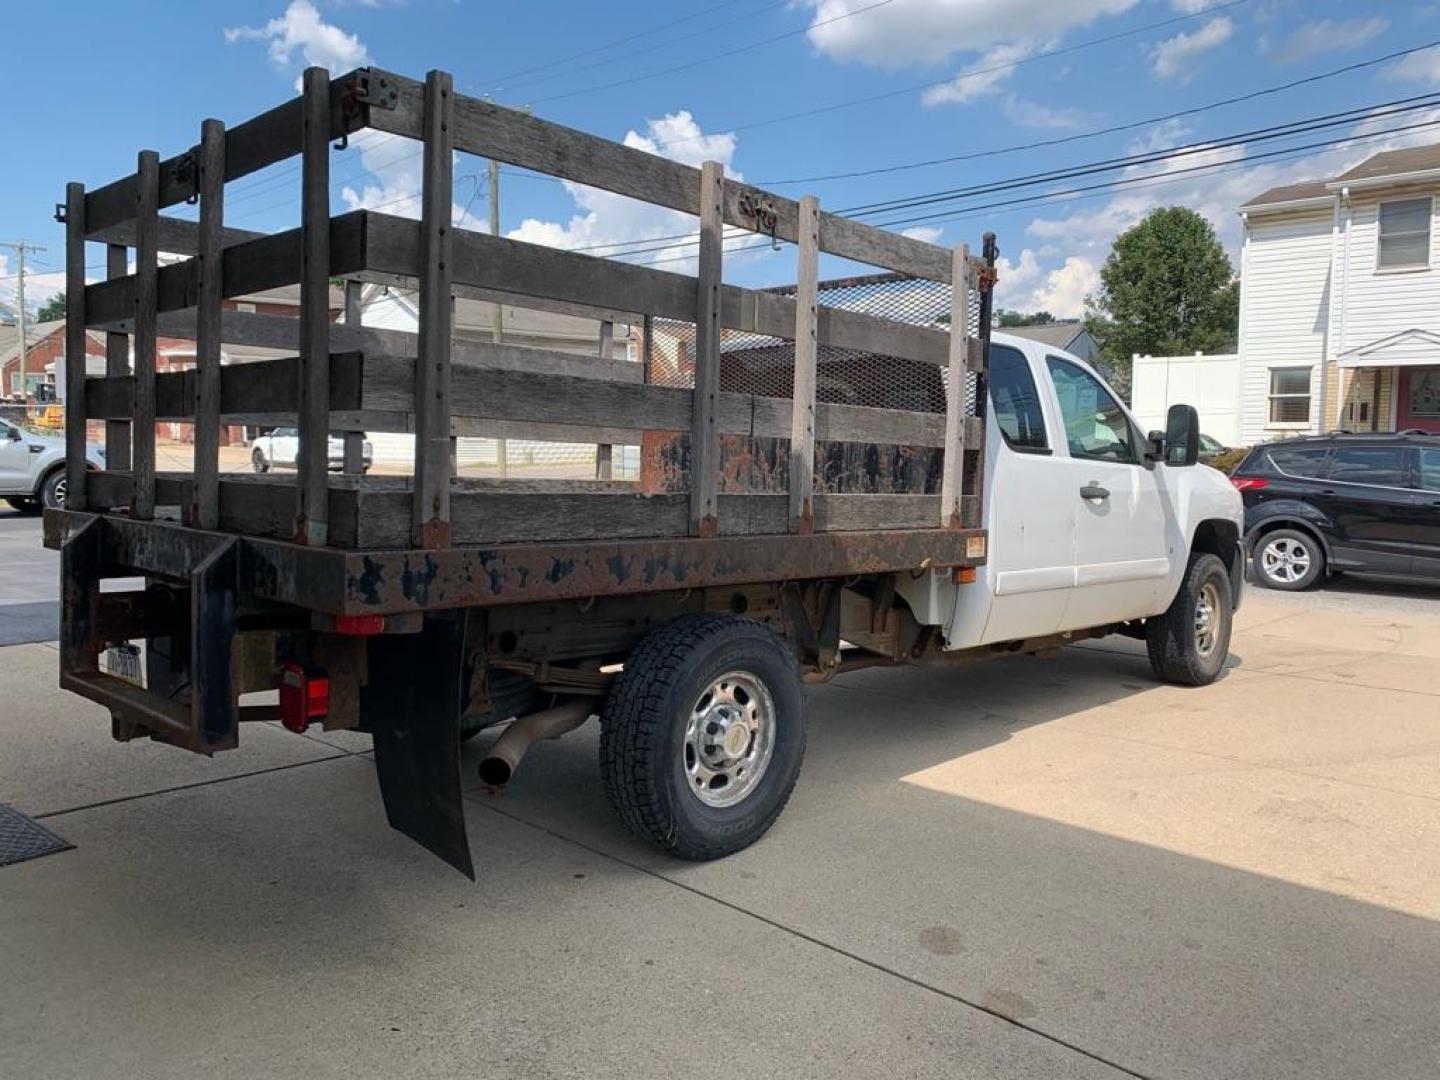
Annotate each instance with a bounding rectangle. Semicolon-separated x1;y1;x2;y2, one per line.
1335;185;1352;430
1320;192;1340;434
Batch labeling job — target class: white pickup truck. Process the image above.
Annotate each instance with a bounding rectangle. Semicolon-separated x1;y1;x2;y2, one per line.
900;332;1245;683
249;426;371;474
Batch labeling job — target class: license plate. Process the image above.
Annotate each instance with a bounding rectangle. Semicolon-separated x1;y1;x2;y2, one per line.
102;643;143;686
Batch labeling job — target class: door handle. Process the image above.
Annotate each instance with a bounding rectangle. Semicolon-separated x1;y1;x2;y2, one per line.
1079;483;1110;501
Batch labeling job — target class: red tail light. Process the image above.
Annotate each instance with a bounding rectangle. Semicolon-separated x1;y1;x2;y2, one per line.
279;661;329;733
334;614;385;636
1230;476;1268;492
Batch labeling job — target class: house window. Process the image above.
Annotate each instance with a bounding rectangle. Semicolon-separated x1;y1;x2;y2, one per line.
1267;367;1311;424
1377;197;1431;271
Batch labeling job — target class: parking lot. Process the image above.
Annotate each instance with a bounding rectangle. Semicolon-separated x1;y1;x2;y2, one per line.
2;505;1439;1079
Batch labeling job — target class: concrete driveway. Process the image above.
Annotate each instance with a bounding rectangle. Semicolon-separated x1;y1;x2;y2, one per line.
2;574;1439;1079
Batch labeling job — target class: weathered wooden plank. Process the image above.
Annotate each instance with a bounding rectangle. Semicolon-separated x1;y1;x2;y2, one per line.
191;118;225;530
368;67;954;282
83;213;367;329
941;245;970;528
363;211;952;368
788;195;820;533
350;489;941;549
295;67;332;546
64;183;89;512
87;216;266;256
86;353;365;421
104;243;131;472
132;153;160;520
341;281;366;474
87;471;362;548
690;162;724;537
413;70;455;548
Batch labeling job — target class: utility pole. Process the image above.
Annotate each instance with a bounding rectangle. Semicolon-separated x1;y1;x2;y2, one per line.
488;158;503;344
1;241;46;401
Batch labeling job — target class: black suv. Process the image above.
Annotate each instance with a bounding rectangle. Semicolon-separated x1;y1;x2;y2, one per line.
1230;432;1440;590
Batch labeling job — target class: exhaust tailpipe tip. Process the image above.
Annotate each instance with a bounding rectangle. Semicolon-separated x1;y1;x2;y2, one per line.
477;698;593;787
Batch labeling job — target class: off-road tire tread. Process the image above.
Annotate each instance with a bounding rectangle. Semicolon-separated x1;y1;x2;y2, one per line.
1147;552;1230;686
600;614;804;860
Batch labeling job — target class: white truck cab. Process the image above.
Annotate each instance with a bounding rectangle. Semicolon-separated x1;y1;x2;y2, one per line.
901;333;1244;680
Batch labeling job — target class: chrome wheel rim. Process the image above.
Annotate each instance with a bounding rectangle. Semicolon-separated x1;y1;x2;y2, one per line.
1194;580;1222;658
51;477;66;508
1260;537;1310;585
683;670;775;809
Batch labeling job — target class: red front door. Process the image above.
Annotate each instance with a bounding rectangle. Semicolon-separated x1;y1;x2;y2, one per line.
1397;366;1440;433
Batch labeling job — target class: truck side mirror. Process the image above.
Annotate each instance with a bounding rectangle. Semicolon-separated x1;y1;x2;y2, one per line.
1164;403;1201;467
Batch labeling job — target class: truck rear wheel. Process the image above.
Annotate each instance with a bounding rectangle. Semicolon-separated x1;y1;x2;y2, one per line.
599;614;806;860
1146;552;1232;687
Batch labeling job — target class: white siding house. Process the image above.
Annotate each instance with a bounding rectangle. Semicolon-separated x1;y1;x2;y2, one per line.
1237;143;1440;442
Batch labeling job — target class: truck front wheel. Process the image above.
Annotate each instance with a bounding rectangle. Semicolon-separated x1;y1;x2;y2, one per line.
599;614;806;860
1146;553;1232;687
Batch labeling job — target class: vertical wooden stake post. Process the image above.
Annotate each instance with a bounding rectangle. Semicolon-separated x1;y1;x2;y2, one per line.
296;67;331;546
413;69;455;548
342;280;366;475
132;152;160;520
63;183;88;512
788;194;820;533
104;243;130;472
192;118;225;530
689;160;724;537
940;243;971;528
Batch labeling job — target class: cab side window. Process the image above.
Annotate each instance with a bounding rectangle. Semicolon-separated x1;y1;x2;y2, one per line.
988;345;1048;452
1044;356;1136;463
1419;448;1440;492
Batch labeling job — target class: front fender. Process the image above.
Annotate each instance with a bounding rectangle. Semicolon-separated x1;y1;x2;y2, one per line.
1244;500;1334;556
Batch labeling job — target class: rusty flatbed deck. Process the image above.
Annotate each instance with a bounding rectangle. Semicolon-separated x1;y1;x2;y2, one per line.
45;509;985;616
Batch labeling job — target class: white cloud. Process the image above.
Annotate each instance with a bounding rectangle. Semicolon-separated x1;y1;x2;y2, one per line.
507;112;756;275
225;0;370;88
900;225;945;244
1032;256;1100;317
920;40;1040;105
1002;95;1092;130
0;257;70;321
1149;16;1234;82
804;0;1138;69
993;249;1097;318
1169;0;1215;12
1274;17;1388;64
1387;44;1440;87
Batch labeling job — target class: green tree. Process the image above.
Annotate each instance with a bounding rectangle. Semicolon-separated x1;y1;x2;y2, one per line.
1085;207;1238;372
36;292;65;322
995;308;1056;327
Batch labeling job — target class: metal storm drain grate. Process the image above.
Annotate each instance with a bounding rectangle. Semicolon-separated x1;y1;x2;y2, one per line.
0;804;73;867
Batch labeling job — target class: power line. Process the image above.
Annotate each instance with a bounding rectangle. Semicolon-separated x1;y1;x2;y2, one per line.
488;0;793;96
752;37;1440;186
478;0;759;93
839;94;1440;219
554;95;1440;262
609;114;1440;267
651;0;1254;151
529;0;897;105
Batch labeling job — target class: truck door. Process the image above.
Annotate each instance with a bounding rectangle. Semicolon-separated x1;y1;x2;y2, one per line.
1413;446;1440;579
974;344;1075;644
1044;356;1170;630
1310;443;1414;576
0;420;32;493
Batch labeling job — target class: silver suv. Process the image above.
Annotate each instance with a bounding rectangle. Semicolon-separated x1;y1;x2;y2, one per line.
0;417;105;513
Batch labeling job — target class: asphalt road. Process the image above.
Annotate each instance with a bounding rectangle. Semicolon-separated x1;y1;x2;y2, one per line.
2;551;1440;1079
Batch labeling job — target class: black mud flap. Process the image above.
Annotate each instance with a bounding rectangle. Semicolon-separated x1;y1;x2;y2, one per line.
363;613;475;880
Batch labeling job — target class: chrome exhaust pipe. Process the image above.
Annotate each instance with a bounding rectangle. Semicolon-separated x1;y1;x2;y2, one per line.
477;699;593;786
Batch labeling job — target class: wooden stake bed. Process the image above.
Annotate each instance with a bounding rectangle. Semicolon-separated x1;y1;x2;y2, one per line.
52;63;995;599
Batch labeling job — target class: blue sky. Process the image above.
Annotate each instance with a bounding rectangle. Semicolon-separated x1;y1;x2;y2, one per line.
2;0;1438;320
